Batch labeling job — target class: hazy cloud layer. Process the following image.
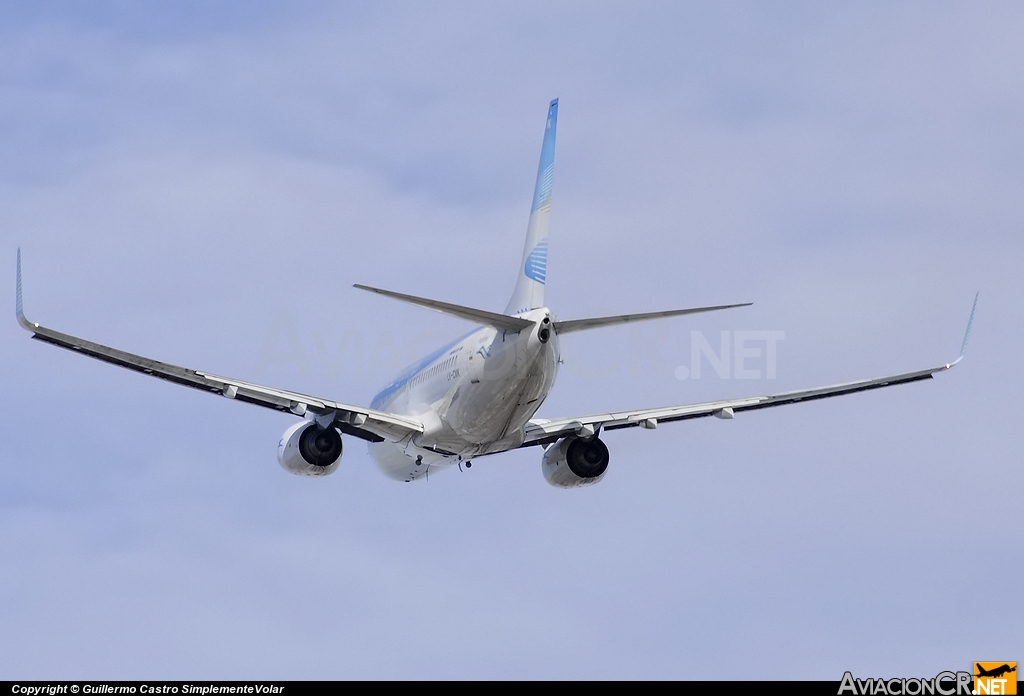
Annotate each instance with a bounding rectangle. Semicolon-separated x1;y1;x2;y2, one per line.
1;2;1021;679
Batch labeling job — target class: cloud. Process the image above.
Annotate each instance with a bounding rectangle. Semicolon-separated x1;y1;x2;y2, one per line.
1;2;1021;678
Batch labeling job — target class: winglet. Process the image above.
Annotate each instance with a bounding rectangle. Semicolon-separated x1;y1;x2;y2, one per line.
950;292;978;366
15;248;38;331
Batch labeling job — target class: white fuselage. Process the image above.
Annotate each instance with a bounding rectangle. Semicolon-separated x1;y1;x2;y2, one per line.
368;308;559;481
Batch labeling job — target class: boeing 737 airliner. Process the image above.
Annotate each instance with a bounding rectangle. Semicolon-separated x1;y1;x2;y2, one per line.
16;99;976;486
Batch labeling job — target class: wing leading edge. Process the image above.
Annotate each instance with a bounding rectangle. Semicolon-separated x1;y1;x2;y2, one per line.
16;250;422;443
524;294;978;446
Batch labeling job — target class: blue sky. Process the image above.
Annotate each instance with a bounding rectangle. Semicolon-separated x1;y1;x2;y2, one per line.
1;1;1021;679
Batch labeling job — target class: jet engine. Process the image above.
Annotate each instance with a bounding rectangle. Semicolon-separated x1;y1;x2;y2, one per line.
541;435;609;488
277;421;344;476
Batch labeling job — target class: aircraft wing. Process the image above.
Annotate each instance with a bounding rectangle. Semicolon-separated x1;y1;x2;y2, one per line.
15;251;422;443
523;295;977;447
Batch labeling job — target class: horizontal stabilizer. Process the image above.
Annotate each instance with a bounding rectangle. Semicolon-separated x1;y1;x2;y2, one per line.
553;302;752;334
354;284;534;332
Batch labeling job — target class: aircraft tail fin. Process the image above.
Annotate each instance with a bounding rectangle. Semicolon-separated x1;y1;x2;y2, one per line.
505;99;558;315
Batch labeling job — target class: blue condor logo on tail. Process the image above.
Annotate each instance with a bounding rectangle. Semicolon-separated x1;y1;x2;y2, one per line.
524;240;547;284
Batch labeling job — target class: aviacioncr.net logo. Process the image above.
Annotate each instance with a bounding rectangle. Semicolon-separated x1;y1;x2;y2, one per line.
838;671;973;696
974;663;1017;695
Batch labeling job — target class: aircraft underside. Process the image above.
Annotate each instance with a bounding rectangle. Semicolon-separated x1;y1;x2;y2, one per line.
15;97;973;489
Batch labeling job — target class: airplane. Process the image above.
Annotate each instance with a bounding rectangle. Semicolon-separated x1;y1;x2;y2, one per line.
975;664;1016;679
16;99;977;487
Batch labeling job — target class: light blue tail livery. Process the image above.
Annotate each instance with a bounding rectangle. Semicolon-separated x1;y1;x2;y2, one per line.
531;102;557;213
505;99;558;314
524;240;548;284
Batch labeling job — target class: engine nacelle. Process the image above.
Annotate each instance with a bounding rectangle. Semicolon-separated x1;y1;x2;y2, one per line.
541;435;609;488
277;421;343;477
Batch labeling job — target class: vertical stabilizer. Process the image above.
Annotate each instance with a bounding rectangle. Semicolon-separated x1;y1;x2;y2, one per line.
505;99;557;315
